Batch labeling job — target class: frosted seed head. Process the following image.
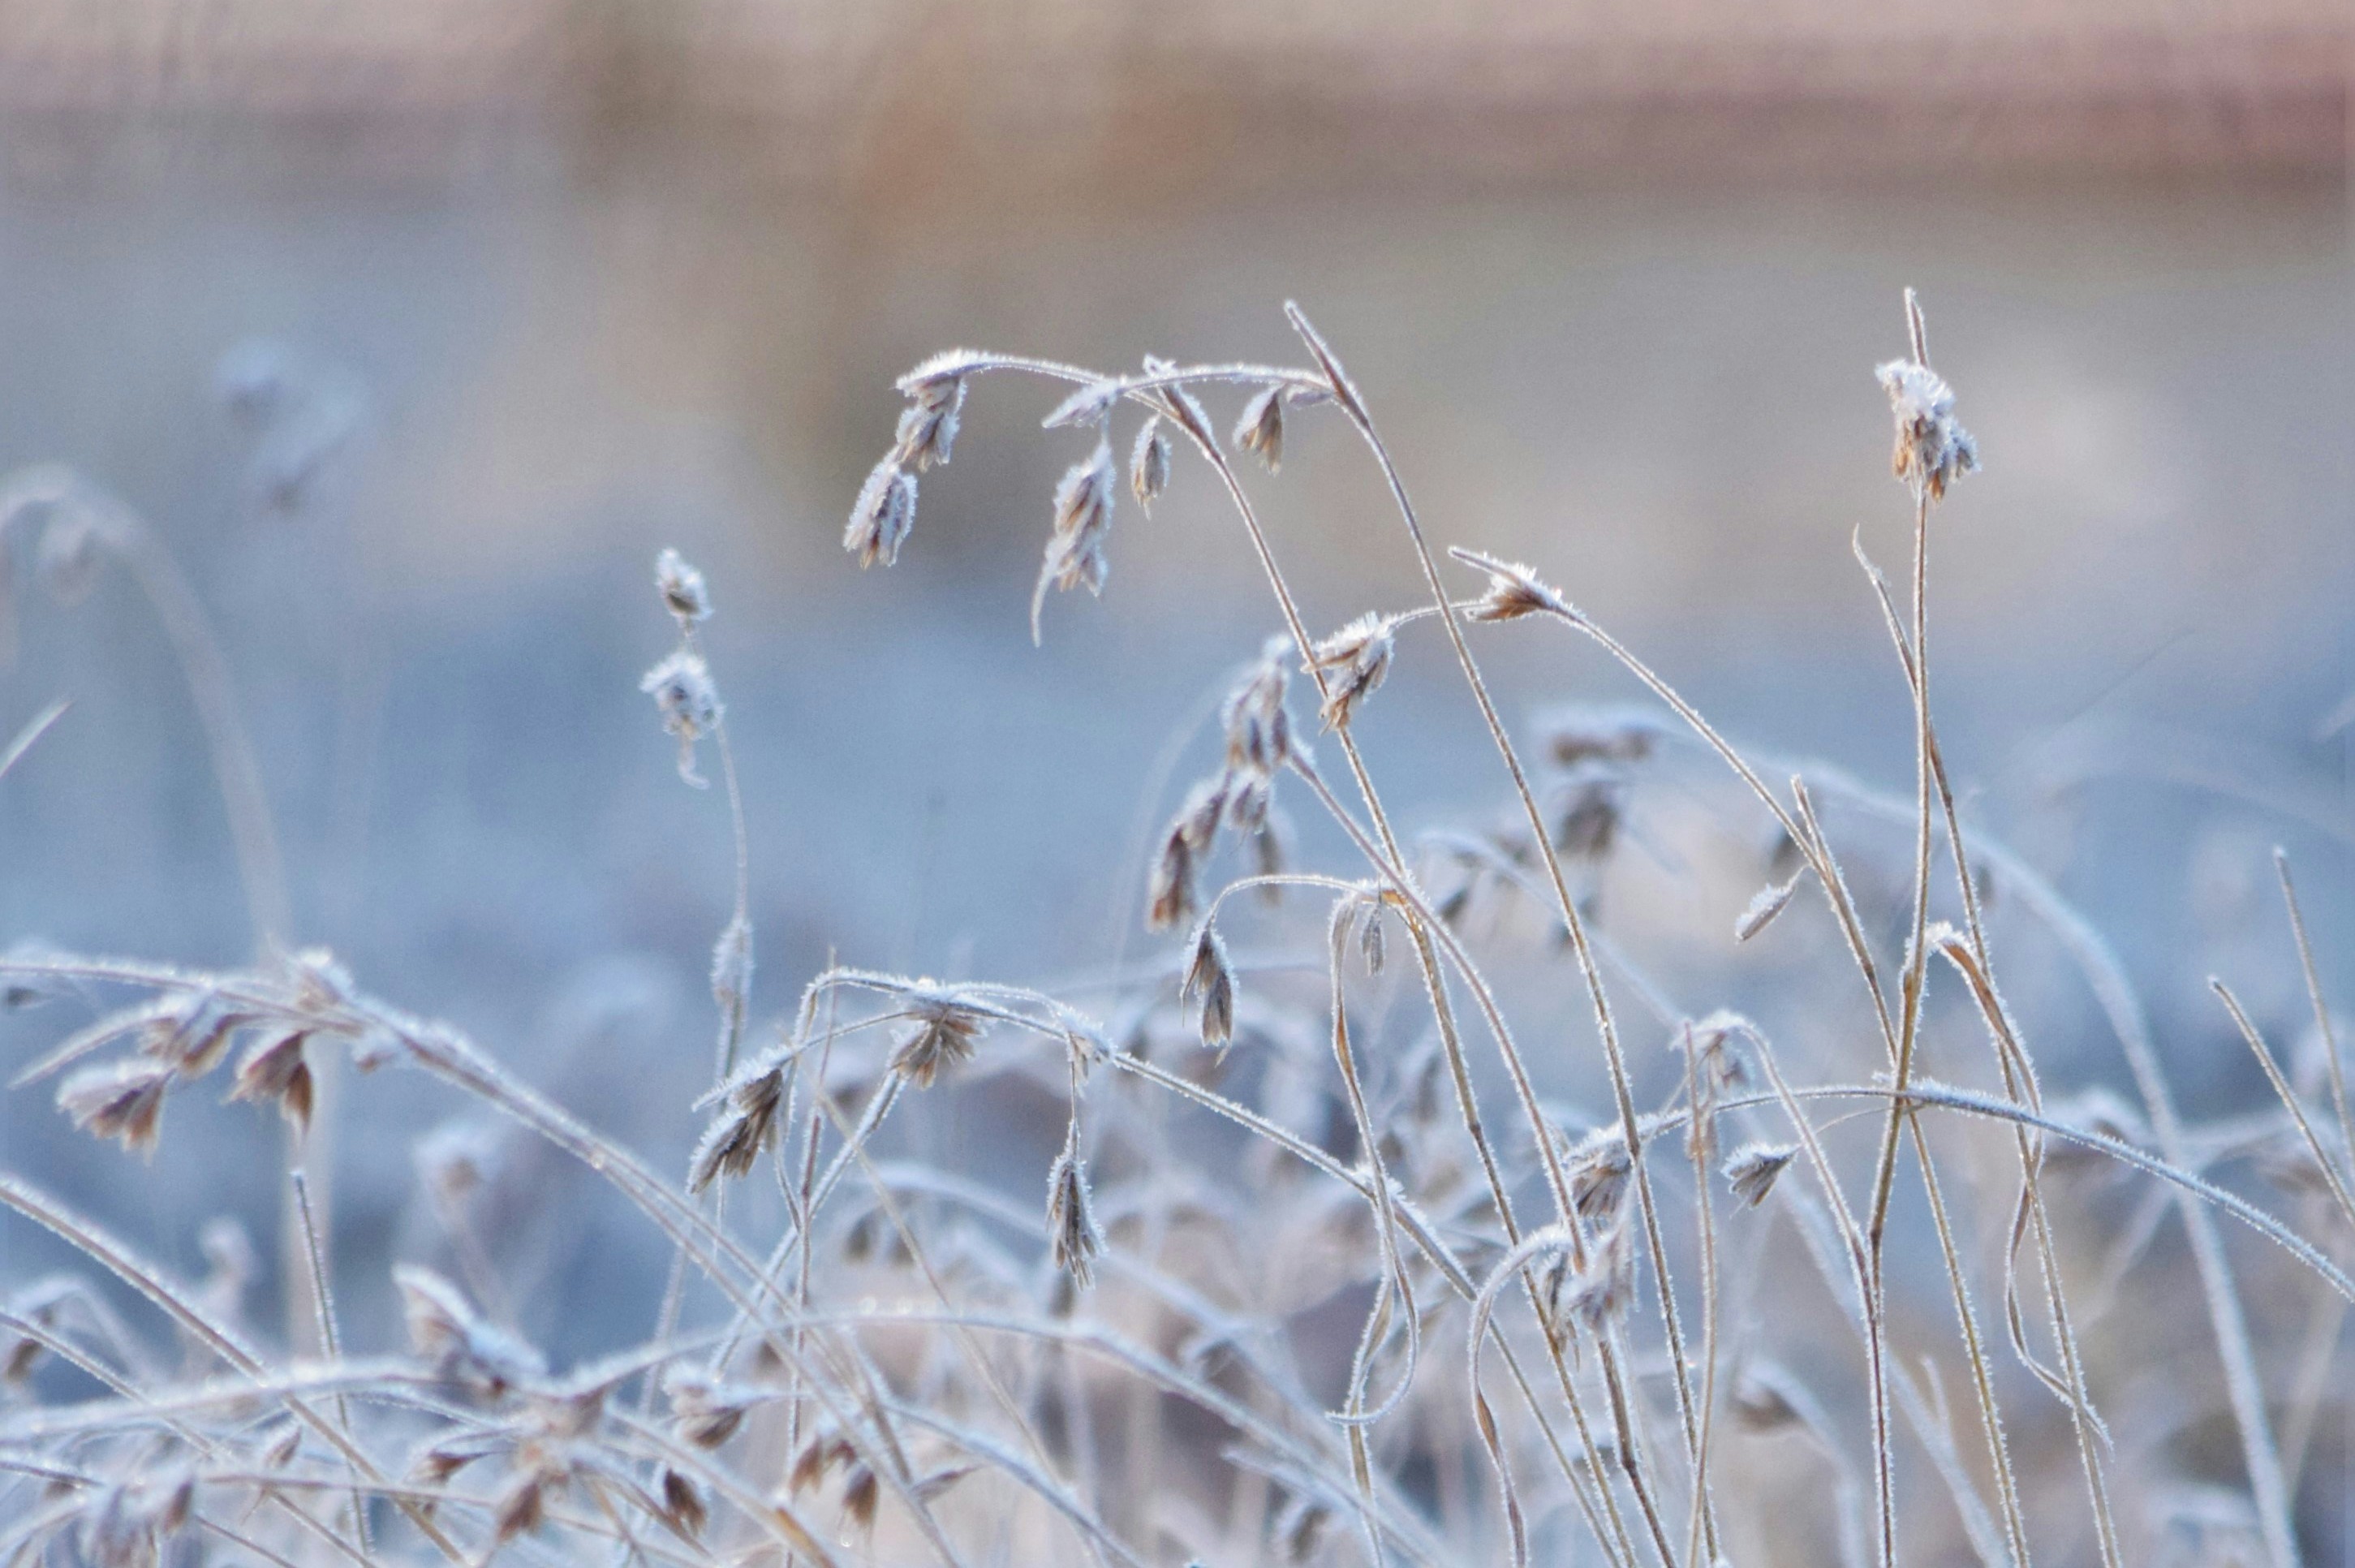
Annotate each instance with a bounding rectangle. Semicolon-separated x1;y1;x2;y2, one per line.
1046;1147;1104;1290
639;649;722;788
58;1059;170;1157
1225;767;1272;835
845;456;918;569
227;1027;314;1134
1042;379;1121;431
416;1118;502;1202
1175;773;1229;856
659;1468;707;1539
1565;1127;1632;1223
653;547;711;627
709;914;753;1020
139;988;239;1078
492;1471;546;1544
1559;1224;1633;1333
1221;640;1294;772
1307;613;1396;730
1182;923;1236;1049
1130;415;1172;508
1876;344;1979;501
888;991;987;1088
1233;384;1285;472
1146;821;1197;932
1355;898;1388;975
665;1369;763;1449
1051;438;1117;543
1463;557;1568;623
1722;1142;1797;1207
894;373;968;472
1031;438;1117;640
690;1066;784;1190
842;1463;880;1531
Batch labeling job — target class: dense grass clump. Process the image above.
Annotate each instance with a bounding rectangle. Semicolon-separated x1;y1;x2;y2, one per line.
0;292;2345;1568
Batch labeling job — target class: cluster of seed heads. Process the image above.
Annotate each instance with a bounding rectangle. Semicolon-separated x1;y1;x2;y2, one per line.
22;292;2353;1568
639;554;726;789
888;988;990;1088
41;951;403;1157
1147;641;1295;931
689;1053;786;1191
1542;1222;1634;1338
845;351;981;569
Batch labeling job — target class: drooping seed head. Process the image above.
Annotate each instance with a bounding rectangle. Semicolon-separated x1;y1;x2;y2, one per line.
1182;923;1236;1049
842;1463;880;1532
889;990;988;1088
1031;438;1117;640
1046;1146;1104;1290
1233;384;1285;472
659;1468;707;1540
709;914;753;1023
894;367;969;472
665;1369;765;1449
1721;1142;1797;1207
690;1065;785;1191
1130;416;1172;508
491;1470;548;1544
1041;380;1121;432
1556;1224;1632;1334
1565;1128;1632;1223
1146;820;1198;932
58;1059;170;1157
788;1434;856;1495
1221;637;1294;773
1307;613;1396;730
1355;898;1388;975
1175;773;1228;856
138;988;239;1077
1462;556;1569;622
845;457;918;569
3;1277;74;1383
227;1027;314;1135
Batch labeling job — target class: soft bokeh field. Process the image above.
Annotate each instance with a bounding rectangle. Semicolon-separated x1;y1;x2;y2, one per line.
1;6;2353;1563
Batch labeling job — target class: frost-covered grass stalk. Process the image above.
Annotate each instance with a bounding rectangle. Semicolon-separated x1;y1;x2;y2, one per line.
0;291;2349;1568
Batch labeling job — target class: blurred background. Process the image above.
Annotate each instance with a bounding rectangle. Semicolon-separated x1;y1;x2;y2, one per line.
0;0;2351;1441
